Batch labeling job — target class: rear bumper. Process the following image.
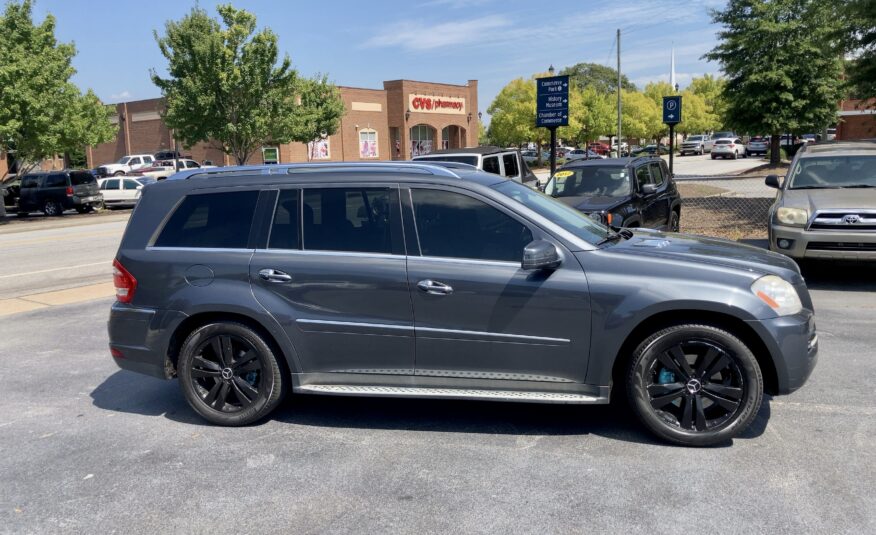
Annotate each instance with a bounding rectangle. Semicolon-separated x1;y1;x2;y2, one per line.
107;303;187;379
72;195;103;207
770;223;876;260
746;312;818;395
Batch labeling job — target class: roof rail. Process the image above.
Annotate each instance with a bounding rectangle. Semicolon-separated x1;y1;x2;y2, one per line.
169;161;464;180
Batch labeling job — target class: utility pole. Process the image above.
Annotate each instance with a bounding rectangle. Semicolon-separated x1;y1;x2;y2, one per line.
616;28;622;158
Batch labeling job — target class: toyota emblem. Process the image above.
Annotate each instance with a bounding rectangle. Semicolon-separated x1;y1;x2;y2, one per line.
843;214;861;224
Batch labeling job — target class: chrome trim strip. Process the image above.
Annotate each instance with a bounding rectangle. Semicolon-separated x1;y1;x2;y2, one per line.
807;209;876;231
254;249;403;259
296;319;414;332
412;255;521;268
416;326;570;344
146;246;255;253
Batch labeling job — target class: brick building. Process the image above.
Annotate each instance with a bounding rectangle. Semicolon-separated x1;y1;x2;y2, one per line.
86;79;480;168
836;99;876;140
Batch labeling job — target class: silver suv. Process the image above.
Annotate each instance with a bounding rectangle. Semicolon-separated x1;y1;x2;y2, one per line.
767;141;876;260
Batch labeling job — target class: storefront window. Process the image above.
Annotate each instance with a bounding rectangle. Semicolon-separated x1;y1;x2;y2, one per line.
307;137;330;160
262;147;279;165
359;129;378;159
410;124;434;157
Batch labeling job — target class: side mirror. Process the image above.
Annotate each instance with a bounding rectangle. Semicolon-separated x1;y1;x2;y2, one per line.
522;240;561;271
765;174;781;189
640;183;658;195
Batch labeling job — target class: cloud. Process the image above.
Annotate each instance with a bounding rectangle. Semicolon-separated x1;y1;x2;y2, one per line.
109;90;132;100
362;15;512;51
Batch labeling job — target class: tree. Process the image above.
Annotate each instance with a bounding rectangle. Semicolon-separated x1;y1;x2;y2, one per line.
568;85;615;143
839;0;876;99
152;4;343;165
290;75;345;160
0;0;116;178
621;90;661;142
486;78;536;149
560;62;636;94
705;0;844;164
689;74;728;125
676;91;720;136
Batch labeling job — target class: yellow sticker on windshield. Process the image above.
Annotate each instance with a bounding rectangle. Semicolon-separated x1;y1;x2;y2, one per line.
554;170;574;178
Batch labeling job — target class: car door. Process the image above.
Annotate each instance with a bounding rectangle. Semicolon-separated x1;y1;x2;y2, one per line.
122;179;142;203
100;179;122;203
43;173;68;207
633;164;660;227
647;161;672;229
128;157;142;170
405;185;592;384
249;184;415;376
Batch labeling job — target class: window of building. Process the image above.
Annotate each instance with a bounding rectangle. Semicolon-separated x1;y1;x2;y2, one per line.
359;129;378;159
262;147;279;165
410;125;434;157
302;188;394;254
307;138;330;160
154;191;259;249
482;155;500;175
411;189;532;262
269;189;300;250
502;153;519;178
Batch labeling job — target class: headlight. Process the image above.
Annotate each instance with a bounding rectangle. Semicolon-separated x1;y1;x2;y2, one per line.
751;275;802;316
776;207;808;226
588;212;604;224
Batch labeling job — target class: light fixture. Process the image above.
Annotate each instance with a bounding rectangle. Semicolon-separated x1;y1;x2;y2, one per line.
467;112;472;123
478;111;482;120
405;110;410;122
548;65;555;75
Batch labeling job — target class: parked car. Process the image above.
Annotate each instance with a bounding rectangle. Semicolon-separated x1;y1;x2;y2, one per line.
543;156;681;231
98;176;156;208
565;149;606;161
1;175;21;209
711;138;748;159
766;140;876;261
413;146;538;187
128;159;202;180
153;150;191;161
96;155;156;177
632;144;669;156
588;142;610;155
520;150;539;165
680;134;713;156
108;161;817;446
748;136;769;157
16;170;102;216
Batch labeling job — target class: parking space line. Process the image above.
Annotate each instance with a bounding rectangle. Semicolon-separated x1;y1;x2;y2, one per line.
0;230;121;247
0;282;115;316
0;261;110;279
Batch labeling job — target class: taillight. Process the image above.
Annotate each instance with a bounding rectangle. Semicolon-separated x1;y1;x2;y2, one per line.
112;258;137;304
66;186;74;196
729;144;735;148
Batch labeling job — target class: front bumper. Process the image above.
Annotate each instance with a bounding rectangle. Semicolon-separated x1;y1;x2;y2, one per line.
770;223;876;260
107;303;188;379
747;311;818;395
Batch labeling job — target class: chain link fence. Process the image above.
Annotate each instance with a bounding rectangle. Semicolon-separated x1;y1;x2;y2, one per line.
676;175;775;240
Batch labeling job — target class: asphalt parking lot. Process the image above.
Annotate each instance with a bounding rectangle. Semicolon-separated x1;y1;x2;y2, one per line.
1;217;874;533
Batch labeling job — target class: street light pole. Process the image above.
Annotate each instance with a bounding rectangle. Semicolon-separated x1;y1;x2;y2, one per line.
616;28;622;158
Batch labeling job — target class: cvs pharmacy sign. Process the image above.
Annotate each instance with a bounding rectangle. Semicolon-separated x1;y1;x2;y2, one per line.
408;94;466;115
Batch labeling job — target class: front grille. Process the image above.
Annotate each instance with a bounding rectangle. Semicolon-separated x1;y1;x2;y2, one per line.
806;242;876;251
808;212;876;231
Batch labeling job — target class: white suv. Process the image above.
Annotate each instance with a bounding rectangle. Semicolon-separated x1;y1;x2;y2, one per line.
96;155;155;177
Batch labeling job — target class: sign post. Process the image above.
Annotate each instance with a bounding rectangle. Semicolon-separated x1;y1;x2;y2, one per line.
536;75;569;178
663;95;682;175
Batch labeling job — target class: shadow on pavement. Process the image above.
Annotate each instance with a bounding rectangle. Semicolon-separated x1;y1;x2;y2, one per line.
92;370;774;447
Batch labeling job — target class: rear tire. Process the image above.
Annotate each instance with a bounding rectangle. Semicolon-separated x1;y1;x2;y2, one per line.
669;210;680;232
711;155;716;160
627;324;763;446
178;322;286;426
43;200;62;216
113;171;125;176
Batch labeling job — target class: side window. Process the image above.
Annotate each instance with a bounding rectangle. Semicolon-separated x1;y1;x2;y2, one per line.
268;189;300;250
635;166;652;190
154;191;259;248
482;155;500;175
302;188;394;254
103;179;120;190
129;157;142;165
411;189;533;262
143;156;153;164
123;179;140;190
186;160;200;169
45;174;67;188
502;153;519;178
649;163;664;186
21;176;39;188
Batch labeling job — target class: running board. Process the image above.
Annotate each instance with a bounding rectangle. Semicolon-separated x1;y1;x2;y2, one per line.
295;384;605;404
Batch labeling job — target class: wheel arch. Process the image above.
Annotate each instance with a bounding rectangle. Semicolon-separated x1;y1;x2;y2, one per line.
609;309;779;399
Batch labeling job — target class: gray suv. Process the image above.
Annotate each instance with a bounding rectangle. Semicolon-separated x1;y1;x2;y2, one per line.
108;162;817;446
767;141;876;260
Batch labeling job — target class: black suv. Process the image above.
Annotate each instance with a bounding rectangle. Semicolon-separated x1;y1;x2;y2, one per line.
107;162;817;446
543;157;681;231
17;170;103;216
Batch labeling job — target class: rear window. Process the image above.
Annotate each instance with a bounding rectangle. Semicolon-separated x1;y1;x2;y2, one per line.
70;171;95;185
714;140;732;145
154;191;259;249
415;155;478;166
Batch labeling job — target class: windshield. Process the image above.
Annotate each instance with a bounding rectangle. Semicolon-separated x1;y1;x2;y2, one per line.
543;167;631;198
492;180;609;245
788;155;876;189
415;155;479;166
117;156;131;165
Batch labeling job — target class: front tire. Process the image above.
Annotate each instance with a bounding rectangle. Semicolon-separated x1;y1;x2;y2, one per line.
627;324;763;446
178;322;286;426
43;200;62;216
669;210;680;232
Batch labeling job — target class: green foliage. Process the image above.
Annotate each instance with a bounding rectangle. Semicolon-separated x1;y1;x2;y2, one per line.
622;90;661;141
560;62;636;94
688;74;728;123
0;0;116;176
569;85;615;143
705;0;844;163
486;77;536;148
676;90;720;135
839;0;876;99
152;4;344;165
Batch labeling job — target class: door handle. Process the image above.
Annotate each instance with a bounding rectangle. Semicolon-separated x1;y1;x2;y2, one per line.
417;279;453;295
258;268;292;283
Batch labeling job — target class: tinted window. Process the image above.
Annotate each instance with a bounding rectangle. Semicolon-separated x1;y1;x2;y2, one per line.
45;174;67;188
21;176;39;188
649;163;664;186
635;166;652;189
129;157;141;165
502;153;519;178
70;171;95;185
123;179;140;189
483;156;500;175
102;179;120;190
154;191;259;248
414;155;478;166
269;189;300;250
412;189;532;262
302;188;393;254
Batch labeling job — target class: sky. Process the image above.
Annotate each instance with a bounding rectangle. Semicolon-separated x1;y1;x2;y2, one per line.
33;0;728;121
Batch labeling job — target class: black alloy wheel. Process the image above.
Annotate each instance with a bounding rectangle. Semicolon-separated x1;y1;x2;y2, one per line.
669;211;680;232
628;324;762;446
178;322;285;426
43;200;62;216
